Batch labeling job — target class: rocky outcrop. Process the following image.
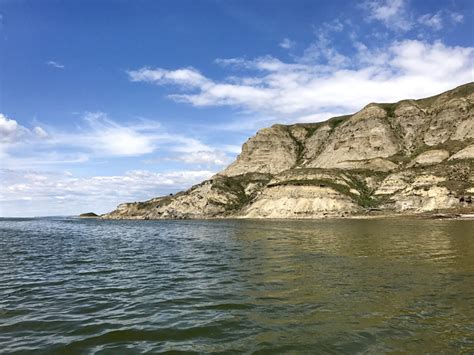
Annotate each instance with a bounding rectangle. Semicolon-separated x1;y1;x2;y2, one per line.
309;105;400;169
389;101;426;153
407;150;449;167
424;98;473;145
103;82;474;219
221;125;299;176
103;173;272;219
449;144;474;161
241;185;361;218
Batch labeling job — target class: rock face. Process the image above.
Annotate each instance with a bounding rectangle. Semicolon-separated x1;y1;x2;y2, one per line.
221;126;299;176
449;145;474;161
407;150;449;167
309;105;400;169
103;83;474;219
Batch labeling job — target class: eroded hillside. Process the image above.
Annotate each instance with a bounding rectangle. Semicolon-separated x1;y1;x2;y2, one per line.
103;82;474;219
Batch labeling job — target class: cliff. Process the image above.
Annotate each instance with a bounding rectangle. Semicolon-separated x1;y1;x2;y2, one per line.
103;82;474;219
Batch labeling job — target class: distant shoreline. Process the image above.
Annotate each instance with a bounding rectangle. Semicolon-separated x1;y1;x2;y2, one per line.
2;212;473;220
96;211;474;221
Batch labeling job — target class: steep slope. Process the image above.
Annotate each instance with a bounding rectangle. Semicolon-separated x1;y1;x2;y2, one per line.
309;105;400;169
221;125;300;176
103;82;474;219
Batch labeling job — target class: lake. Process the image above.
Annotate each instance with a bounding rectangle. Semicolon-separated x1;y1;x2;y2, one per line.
0;217;473;353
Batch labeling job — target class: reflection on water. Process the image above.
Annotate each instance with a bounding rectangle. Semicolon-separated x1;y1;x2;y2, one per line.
0;218;473;353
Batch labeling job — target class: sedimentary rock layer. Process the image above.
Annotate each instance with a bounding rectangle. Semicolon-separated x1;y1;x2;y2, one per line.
103;82;474;219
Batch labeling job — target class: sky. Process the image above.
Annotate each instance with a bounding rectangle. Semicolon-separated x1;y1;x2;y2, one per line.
0;0;473;217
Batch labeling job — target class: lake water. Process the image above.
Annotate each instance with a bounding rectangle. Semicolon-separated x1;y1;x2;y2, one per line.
0;217;473;353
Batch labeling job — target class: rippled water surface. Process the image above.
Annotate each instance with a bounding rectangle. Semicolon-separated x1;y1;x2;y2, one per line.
0;218;473;353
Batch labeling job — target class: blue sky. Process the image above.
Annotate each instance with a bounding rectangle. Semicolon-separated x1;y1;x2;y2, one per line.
0;0;473;216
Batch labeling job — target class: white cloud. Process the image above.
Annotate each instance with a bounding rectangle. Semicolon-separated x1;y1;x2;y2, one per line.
4;153;90;167
0;111;232;171
300;36;348;67
76;112;157;156
220;145;242;154
162;134;212;153
0;111;160;159
171;151;232;166
46;60;65;69
417;10;465;31
418;12;443;30
450;12;464;23
362;0;465;33
0;168;215;217
279;38;295;49
295;112;348;123
216;56;306;72
0;113;28;143
33;126;49;139
362;0;412;31
389;40;473;76
128;40;473;122
0;114;51;152
127;67;210;88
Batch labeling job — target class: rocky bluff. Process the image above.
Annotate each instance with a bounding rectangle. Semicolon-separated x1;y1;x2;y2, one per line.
103;83;474;219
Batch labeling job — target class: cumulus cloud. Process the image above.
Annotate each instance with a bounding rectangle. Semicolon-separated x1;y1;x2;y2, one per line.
0;113;28;143
128;40;473;122
0;113;51;149
0;168;215;216
46;60;65;69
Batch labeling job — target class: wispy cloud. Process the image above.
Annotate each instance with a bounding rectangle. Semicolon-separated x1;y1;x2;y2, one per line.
46;60;65;69
450;12;464;24
70;112;159;156
0;168;215;216
0;111;235;168
1;111;236;216
361;0;465;33
128;67;209;88
279;38;295;49
33;126;49;139
417;10;464;31
128;39;473;122
299;19;347;66
168;151;232;166
125;7;471;133
362;0;412;31
418;12;443;31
